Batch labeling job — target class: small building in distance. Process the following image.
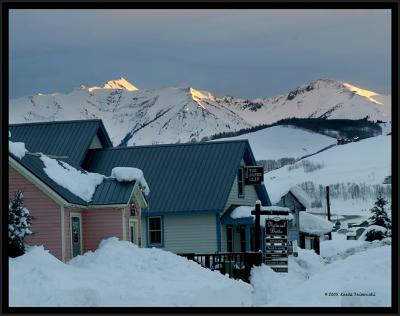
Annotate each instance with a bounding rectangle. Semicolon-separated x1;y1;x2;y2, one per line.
276;186;333;255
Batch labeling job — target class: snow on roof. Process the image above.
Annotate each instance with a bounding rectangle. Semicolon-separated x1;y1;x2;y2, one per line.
9;140;28;159
40;154;104;202
111;167;150;196
289;186;311;208
231;205;293;223
299;212;333;235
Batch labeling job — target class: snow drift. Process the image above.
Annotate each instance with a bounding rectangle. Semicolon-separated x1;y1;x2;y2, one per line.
251;244;391;307
9;238;252;307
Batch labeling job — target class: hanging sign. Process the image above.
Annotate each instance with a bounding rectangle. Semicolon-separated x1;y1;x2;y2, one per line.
244;166;264;185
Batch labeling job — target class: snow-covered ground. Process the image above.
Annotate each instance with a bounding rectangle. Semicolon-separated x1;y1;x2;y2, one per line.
9;238;252;307
9;235;391;307
251;233;391;307
213;125;336;160
264;134;391;222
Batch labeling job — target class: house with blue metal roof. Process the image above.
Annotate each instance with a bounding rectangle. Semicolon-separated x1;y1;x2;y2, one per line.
9;119;272;259
9;120;148;261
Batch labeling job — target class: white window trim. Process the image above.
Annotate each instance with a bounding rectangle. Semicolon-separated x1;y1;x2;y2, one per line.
129;218;140;245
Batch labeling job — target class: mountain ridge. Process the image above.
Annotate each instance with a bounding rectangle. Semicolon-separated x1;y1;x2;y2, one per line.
9;78;391;146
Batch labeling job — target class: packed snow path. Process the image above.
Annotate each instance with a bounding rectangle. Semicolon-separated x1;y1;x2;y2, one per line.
251;233;391;307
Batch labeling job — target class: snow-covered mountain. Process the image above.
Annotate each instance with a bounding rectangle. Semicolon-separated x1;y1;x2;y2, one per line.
10;78;251;146
215;79;391;125
9;78;391;146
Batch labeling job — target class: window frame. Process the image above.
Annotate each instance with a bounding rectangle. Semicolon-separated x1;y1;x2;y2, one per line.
148;216;163;247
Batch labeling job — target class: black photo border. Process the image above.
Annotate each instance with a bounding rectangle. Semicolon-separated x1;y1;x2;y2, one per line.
1;1;398;315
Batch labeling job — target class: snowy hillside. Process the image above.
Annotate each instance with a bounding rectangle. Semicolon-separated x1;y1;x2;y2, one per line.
213;125;337;161
9;78;391;146
264;134;391;219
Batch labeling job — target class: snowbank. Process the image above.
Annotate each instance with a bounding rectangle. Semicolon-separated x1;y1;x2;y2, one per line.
40;154;104;202
9;238;252;307
321;232;391;263
251;248;326;306
111;167;150;195
252;245;391;307
299;212;333;235
320;233;364;258
9;141;27;159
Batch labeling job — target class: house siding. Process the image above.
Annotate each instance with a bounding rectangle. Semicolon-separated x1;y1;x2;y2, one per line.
81;208;124;253
9;165;63;260
224;160;259;211
220;223;227;252
153;213;217;253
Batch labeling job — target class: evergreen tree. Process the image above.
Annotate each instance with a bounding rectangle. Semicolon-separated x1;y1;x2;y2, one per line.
9;191;33;257
368;194;391;229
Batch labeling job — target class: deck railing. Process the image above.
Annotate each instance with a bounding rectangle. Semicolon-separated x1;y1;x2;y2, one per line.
178;252;262;282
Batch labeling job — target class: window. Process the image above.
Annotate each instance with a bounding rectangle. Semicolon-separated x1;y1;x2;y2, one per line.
238;167;245;198
226;225;233;252
305;236;314;250
148;217;162;246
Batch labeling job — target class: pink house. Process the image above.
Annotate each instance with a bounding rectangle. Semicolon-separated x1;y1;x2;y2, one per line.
9;120;148;262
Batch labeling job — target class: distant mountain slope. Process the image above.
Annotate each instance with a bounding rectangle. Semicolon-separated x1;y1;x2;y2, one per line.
10;80;250;146
215;79;391;125
212;125;337;161
9;78;391;146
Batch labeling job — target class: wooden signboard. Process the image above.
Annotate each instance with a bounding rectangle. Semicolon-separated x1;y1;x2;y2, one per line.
244;166;264;185
264;218;289;273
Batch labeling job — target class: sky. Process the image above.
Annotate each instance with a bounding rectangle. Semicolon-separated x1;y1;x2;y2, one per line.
9;9;391;99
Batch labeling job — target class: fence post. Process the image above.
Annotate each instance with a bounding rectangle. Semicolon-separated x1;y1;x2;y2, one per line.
205;255;210;268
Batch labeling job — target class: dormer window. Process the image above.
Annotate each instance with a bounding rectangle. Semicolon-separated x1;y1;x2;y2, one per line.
238;167;245;198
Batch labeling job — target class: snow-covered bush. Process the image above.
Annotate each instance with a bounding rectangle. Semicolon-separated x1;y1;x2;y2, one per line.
9;191;33;257
365;229;386;242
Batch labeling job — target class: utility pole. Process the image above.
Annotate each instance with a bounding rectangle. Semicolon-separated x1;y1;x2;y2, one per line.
326;185;332;240
254;201;261;253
